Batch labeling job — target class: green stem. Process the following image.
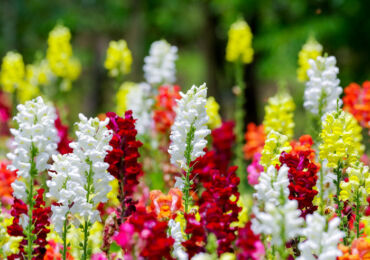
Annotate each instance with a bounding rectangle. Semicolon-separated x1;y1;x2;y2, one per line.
62;217;68;260
355;191;361;239
334;163;348;245
81;161;94;260
26;145;38;260
233;60;247;189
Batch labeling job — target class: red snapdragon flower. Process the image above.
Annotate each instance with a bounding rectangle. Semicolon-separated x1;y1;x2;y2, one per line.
182;213;207;259
0;90;11;136
105;111;144;220
7;188;51;260
278;151;319;218
236;222;265;260
0;160;17;205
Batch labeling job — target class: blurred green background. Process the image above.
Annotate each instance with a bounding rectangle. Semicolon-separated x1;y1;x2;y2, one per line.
1;0;370;138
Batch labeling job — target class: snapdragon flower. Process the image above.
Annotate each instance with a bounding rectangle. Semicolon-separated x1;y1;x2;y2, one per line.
48;113;113;260
251;199;303;248
205;96;222;129
304;56;342;116
260;130;291;170
104;39;132;77
169;83;210;170
144;40;178;85
226;19;253;64
254;165;289;205
8;96;59;201
298;212;343;260
0;51;25;93
263;92;295;139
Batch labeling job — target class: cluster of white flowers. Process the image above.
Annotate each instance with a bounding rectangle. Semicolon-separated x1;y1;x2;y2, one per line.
254;164;290;205
168;219;188;260
125;82;154;135
168;83;211;170
252;199;304;247
8;96;59;201
47;114;113;233
304;56;342;116
143;40;178;85
298;212;343;260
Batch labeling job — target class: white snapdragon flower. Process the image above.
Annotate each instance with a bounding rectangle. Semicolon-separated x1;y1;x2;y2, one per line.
8;96;59;200
304;56;342;116
168;83;211;170
251;200;303;247
298;213;343;260
168;219;188;260
125;82;154;135
48;114;113;232
254;164;289;205
144;40;178;85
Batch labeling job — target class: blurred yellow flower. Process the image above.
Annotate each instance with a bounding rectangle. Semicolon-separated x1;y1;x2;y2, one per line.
105;39;132;77
319;110;360;169
47;24;81;84
263;92;295;139
205;96;222;129
226;19;253;64
107;178;120;206
0;214;22;258
0;51;25;93
260;130;291;169
116;81;136;115
297;37;322;82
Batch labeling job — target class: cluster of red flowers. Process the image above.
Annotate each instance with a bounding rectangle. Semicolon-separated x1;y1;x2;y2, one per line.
116;207;174;259
105;111;144;219
278;151;319;218
211;121;236;173
236;222;263;260
198;166;241;255
0;160;17;205
182;213;207;258
290;135;316;163
243;123;265;160
153;85;181;134
7;188;51;260
54;113;73;155
343;81;370;129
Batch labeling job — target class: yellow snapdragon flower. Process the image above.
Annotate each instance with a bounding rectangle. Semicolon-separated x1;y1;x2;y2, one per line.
116;81;136;115
107;179;120;207
205;96;222;129
340;162;369;203
347;112;365;156
319;110;360;169
47;25;81;84
226;19;253;64
297;37;322;82
0;51;25;93
263;92;295;139
362;216;370;238
105;40;132;77
260;130;291;169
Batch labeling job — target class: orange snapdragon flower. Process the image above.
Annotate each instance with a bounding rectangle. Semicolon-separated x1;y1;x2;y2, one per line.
343;81;370;130
148;188;183;220
243;123;266;160
43;240;74;260
0;160;17;205
339;238;370;260
290;135;316;163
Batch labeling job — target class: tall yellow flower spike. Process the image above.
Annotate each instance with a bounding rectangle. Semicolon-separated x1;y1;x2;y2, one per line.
105;40;132;77
319;110;360;169
263;92;295;139
260;130;291;169
47;25;81;83
0;51;25;93
340;162;369;203
205;96;222;129
297;37;323;82
226;19;253;64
